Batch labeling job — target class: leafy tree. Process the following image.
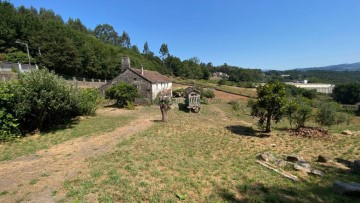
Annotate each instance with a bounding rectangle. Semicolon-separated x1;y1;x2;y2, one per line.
105;82;139;107
67;18;88;33
249;82;287;132
94;24;119;45
332;83;360;104
121;31;131;48
143;41;150;54
159;43;169;59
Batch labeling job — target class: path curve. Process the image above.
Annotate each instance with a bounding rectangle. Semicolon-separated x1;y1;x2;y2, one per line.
0;112;159;203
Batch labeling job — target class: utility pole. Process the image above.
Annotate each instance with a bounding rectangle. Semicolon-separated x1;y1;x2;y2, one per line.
15;40;31;66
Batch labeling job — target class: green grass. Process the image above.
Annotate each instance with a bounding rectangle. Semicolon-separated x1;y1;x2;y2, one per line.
64;103;360;202
173;78;258;98
0;108;134;161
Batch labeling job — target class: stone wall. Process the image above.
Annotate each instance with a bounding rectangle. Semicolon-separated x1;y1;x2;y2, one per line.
99;69;152;100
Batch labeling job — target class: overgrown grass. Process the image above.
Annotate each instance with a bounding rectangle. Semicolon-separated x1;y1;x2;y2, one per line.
64;103;360;202
0;108;134;161
173;78;258;98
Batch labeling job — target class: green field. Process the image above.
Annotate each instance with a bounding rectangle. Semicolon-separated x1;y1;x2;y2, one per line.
62;102;360;202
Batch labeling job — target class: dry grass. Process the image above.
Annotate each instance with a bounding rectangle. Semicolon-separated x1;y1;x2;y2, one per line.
64;102;360;202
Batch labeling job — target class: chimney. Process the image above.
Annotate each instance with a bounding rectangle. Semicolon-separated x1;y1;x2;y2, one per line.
121;56;130;71
141;65;144;75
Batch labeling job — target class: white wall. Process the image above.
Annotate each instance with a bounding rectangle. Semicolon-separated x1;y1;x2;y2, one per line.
151;82;172;100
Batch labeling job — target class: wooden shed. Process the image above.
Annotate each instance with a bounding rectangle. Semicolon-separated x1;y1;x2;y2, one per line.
184;87;201;112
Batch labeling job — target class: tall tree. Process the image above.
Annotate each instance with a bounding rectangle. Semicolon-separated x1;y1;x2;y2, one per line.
143;41;150;54
120;31;131;48
94;24;119;45
249;82;287;132
159;43;169;60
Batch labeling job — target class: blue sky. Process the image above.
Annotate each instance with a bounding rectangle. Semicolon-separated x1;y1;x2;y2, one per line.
9;0;360;70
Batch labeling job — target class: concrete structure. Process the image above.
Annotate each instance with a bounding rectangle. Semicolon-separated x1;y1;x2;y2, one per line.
99;57;172;103
285;82;335;94
0;62;38;72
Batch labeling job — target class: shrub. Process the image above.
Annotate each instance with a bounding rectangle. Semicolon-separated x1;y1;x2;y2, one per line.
105;82;139;107
292;98;313;128
75;88;100;116
202;88;215;99
315;101;341;127
11;69;83;132
229;100;241;111
0;82;20;141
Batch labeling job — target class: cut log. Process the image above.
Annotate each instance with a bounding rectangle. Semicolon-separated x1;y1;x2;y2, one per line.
256;160;299;182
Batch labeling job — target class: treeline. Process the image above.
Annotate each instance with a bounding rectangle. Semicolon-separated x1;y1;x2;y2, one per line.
208;63;265;83
265;69;360;85
0;1;212;80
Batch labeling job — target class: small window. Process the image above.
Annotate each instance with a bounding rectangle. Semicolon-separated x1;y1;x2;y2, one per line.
133;78;137;81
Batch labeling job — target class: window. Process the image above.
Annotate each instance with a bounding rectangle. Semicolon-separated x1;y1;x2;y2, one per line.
133;78;137;81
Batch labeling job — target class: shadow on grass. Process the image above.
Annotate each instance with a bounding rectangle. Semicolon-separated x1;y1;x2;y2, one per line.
151;119;163;123
40;118;79;135
218;181;360;203
178;103;190;113
226;125;269;138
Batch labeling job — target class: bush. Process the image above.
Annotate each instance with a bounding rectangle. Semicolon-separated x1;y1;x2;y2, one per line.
292;98;313;128
105;82;139;107
315;101;342;127
0;82;20;141
75;88;100;116
202;88;215;99
229;100;241;111
0;70;100;137
11;69;85;132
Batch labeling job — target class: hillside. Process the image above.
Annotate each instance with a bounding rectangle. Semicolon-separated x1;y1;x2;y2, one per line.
297;62;360;71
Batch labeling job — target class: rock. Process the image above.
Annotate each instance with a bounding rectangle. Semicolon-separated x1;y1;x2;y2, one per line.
342;130;353;135
271;143;277;147
352;160;360;175
333;181;360;197
317;155;329;163
275;159;289;167
256;152;276;162
294;161;312;173
335;158;354;168
286;155;304;163
310;169;325;177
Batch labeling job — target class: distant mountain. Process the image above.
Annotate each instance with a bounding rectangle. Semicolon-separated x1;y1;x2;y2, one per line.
296;62;360;71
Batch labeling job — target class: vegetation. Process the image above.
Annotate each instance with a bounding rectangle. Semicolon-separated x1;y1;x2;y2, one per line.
62;103;360;203
0;69;99;141
332;82;360;105
105;82;139;108
249;82;287;132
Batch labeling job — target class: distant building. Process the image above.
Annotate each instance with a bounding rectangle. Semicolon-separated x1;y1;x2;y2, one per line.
99;57;172;103
285;82;335;94
212;72;229;79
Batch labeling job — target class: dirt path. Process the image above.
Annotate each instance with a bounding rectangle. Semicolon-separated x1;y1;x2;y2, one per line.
0;108;159;203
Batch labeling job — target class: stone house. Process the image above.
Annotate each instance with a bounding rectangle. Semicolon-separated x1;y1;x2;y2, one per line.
99;57;172;103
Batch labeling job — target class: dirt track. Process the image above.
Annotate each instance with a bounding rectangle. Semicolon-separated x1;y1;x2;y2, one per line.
0;108;159;203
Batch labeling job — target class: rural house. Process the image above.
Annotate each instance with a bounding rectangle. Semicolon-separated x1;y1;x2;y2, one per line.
99;57;172;103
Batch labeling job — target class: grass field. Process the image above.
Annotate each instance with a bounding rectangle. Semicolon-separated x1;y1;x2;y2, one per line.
0;107;136;161
63;102;360;202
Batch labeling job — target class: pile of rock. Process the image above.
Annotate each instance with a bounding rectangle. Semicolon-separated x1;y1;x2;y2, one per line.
316;155;360;175
256;152;325;179
290;127;328;138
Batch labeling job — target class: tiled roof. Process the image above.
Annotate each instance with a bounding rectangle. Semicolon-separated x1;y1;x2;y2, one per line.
130;68;172;83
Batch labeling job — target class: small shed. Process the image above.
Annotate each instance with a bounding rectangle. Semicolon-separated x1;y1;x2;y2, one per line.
184;87;201;112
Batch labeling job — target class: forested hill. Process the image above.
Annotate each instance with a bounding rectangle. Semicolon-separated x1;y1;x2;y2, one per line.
0;1;214;80
297;62;360;71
